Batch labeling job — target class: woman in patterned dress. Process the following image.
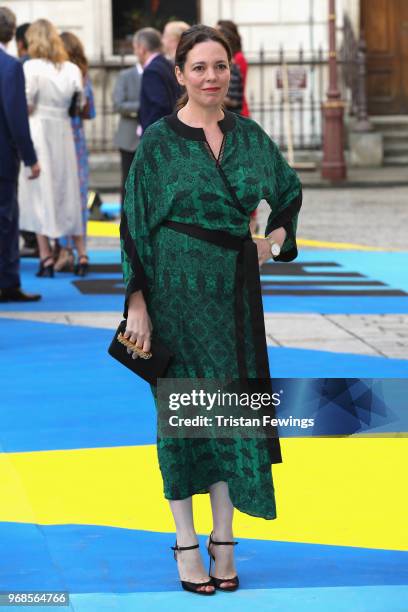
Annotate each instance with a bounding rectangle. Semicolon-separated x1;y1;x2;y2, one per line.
120;25;302;595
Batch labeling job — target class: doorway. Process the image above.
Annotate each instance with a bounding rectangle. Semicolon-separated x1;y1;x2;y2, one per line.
361;0;408;114
112;0;199;55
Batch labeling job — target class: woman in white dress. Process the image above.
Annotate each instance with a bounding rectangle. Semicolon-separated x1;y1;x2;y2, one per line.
18;19;86;277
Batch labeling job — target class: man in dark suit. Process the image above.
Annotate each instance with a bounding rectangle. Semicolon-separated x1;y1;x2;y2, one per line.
133;27;180;134
112;57;142;208
0;7;41;302
15;21;38;256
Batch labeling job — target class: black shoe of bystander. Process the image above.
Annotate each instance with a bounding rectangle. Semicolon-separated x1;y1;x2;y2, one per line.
0;287;42;302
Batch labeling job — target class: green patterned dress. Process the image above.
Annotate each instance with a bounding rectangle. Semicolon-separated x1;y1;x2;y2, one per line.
120;110;302;520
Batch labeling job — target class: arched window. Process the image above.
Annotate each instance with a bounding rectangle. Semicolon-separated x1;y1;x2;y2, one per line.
112;0;199;54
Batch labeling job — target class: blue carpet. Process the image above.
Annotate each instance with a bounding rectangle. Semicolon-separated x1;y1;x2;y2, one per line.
0;318;407;452
3;587;407;612
268;346;408;377
262;295;408;314
1;525;407;593
0;319;154;453
100;202;120;217
1;246;407;610
263;249;408;313
1;249;407;313
67;587;408;612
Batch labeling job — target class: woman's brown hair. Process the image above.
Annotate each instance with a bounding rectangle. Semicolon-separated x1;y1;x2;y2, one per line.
61;31;88;77
26;19;68;65
174;24;232;110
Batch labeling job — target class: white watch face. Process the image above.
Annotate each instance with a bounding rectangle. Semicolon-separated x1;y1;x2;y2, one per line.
271;242;280;257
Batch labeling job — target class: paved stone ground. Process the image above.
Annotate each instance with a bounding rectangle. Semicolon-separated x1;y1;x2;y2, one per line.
88;235;119;249
257;187;408;249
265;313;408;359
2;311;406;360
91;186;408;250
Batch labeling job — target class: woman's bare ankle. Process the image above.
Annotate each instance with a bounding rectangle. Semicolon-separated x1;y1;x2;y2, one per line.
175;529;198;547
211;528;234;542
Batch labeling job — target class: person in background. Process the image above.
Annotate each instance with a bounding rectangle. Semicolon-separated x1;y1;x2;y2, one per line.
112;37;142;210
54;31;96;276
133;27;180;134
217;20;257;233
0;7;41;302
162;20;190;62
18;19;85;278
216;23;243;114
15;22;30;62
15;21;38;257
217;20;250;117
224;61;243;114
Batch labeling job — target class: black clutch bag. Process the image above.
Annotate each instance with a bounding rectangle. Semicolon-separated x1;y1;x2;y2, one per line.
108;320;173;385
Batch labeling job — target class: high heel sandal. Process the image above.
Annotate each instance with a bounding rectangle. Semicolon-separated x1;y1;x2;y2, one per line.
171;541;215;596
74;255;89;277
36;255;54;278
207;532;240;592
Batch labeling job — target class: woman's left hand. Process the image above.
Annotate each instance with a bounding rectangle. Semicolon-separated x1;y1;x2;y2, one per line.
254;227;287;267
253;238;272;267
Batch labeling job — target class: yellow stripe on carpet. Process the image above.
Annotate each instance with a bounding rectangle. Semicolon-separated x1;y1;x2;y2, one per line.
297;238;400;252
87;221;119;238
249;235;400;252
0;437;406;550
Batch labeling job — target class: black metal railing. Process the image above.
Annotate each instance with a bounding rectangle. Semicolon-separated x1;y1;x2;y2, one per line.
245;46;339;151
85;60;125;152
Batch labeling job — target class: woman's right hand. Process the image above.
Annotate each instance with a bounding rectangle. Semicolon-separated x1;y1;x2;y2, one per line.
124;291;153;357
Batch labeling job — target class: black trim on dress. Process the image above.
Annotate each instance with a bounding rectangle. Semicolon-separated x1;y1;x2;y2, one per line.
164;109;236;141
265;190;303;262
120;211;149;318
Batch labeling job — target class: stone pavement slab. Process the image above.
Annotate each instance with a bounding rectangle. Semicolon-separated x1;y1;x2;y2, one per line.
257;187;408;250
91;186;408;250
265;313;408;358
327;314;408;360
2;312;406;360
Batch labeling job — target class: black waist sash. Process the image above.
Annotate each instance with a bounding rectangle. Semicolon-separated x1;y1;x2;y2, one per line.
162;219;282;464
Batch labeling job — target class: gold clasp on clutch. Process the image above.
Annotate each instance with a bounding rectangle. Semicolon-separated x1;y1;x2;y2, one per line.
117;332;152;359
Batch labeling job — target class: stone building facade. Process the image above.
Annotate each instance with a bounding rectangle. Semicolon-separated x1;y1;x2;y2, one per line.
3;1;407;164
3;0;358;60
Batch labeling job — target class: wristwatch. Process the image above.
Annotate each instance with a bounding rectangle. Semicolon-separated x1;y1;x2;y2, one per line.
268;238;281;260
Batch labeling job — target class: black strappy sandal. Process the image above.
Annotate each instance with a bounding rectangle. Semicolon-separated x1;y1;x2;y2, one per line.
74;255;89;277
36;255;54;278
207;532;240;592
171;541;215;596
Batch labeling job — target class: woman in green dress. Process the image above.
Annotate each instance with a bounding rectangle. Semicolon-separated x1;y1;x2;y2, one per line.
120;25;302;595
